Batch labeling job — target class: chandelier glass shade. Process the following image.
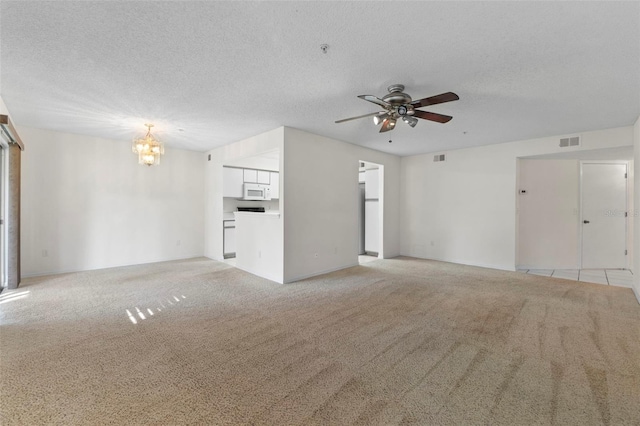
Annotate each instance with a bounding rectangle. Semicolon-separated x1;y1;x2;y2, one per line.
132;124;164;166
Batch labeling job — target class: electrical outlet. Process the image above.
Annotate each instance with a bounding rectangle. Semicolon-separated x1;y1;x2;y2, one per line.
42;249;48;257
258;250;262;258
430;241;435;247
334;247;338;254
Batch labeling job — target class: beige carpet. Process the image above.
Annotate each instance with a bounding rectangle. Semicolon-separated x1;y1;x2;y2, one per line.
1;257;639;425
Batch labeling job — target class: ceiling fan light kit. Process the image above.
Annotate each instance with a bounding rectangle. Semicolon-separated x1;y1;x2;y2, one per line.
336;84;459;133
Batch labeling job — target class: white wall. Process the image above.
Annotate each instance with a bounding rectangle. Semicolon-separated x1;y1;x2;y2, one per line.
401;126;634;271
282;127;400;283
0;96;8;115
235;212;283;282
517;159;580;269
203;127;284;261
20;126;204;276
634;116;640;303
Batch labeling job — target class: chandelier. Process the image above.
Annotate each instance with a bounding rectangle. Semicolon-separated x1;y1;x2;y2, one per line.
132;123;164;166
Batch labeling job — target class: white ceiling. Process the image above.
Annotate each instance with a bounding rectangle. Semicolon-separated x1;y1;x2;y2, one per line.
1;1;639;156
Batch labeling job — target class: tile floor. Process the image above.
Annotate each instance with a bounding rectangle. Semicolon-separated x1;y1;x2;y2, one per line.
518;268;633;288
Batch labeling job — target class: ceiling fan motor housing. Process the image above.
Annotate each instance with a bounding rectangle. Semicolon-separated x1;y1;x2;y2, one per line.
382;84;412;105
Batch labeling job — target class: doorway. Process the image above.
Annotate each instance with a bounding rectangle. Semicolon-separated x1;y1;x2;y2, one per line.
0;145;4;288
358;161;383;263
581;162;628;269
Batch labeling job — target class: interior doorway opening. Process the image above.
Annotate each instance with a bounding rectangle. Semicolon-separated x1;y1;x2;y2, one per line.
0;144;5;289
516;148;633;274
358;160;384;264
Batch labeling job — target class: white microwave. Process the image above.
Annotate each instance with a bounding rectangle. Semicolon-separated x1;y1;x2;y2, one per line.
243;183;271;200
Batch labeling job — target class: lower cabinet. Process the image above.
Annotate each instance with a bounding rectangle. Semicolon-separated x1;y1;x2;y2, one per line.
223;221;236;258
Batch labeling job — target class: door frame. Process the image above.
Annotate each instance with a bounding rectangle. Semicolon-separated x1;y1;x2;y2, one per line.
0;140;7;288
579;160;629;269
358;160;384;260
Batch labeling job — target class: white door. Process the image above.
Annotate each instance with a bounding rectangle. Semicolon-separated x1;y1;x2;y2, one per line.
581;163;627;268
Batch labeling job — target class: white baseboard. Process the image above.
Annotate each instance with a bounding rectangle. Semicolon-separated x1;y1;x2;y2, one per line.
283;262;359;284
400;254;514;272
516;265;579;271
633;284;640;305
21;254;206;279
232;264;284;284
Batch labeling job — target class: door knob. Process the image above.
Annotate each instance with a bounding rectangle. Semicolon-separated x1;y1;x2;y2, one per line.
583;220;590;224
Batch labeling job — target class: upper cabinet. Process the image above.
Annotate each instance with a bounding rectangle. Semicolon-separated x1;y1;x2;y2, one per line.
257;170;271;185
365;169;379;199
270;172;280;199
223;167;244;198
243;169;258;183
223;166;279;199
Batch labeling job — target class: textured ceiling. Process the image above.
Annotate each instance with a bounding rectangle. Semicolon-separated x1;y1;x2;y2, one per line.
1;1;639;156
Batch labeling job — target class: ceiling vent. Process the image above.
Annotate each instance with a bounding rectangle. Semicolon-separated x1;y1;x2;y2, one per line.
433;154;446;162
559;136;580;148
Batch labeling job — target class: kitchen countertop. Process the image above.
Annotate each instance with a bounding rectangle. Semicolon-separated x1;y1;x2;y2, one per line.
224;211;281;220
234;211;280;218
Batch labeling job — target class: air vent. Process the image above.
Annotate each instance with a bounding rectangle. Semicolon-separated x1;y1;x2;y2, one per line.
433;154;445;162
559;136;580;148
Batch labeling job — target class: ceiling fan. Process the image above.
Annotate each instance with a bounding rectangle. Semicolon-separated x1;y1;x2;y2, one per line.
335;84;459;133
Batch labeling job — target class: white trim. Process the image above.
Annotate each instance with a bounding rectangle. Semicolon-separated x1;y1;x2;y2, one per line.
633;284;640;305
516;264;579;270
0;144;5;288
283;262;359;284
20;254;207;279
402;255;515;272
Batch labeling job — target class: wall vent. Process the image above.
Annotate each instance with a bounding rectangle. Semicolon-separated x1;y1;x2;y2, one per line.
559;136;580;148
433;154;445;162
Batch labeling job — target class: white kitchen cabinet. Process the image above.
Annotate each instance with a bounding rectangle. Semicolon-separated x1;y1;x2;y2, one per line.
359;171;365;183
223;167;244;198
365;200;379;254
223;221;236;257
243;169;258;183
365;169;379;199
257;170;271;184
270;172;280;199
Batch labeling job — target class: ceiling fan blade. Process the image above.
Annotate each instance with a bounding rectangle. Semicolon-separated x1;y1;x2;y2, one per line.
335;111;384;124
379;118;396;133
358;95;392;109
413;110;453;123
411;92;459;108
